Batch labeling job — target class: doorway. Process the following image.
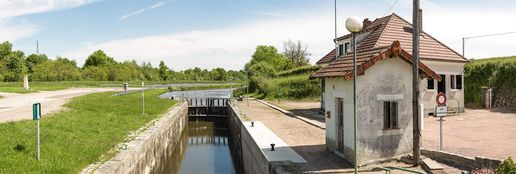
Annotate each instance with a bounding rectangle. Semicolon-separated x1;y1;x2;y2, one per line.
337;98;344;153
437;74;446;94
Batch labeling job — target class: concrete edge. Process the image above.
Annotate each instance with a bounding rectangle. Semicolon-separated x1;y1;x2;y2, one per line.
255;99;325;130
80;102;188;173
421;148;502;171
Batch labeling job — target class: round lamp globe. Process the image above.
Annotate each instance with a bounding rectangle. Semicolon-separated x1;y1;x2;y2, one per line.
346;16;363;33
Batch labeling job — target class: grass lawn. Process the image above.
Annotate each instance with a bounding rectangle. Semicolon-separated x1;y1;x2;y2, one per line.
0;81;243;93
0;89;177;173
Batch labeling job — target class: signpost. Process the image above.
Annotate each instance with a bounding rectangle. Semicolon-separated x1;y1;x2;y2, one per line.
32;102;42;160
142;81;145;116
435;93;447;150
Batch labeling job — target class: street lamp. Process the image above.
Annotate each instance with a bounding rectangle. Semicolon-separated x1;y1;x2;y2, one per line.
346;16;363;174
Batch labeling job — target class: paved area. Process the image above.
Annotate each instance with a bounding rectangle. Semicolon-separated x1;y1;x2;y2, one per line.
0;88;119;123
235;100;443;173
422;109;516;160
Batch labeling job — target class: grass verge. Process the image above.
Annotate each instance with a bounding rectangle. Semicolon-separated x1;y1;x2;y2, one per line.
0;89;177;173
0;81;243;93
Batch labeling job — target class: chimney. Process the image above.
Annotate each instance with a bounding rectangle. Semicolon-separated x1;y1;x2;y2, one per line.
363;18;372;29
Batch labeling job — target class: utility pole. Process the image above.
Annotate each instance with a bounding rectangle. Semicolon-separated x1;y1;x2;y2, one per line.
36;40;39;54
334;0;338;60
412;0;422;166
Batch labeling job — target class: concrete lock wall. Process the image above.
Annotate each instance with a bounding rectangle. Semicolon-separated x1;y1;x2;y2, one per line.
227;103;302;174
81;102;188;174
228;104;270;174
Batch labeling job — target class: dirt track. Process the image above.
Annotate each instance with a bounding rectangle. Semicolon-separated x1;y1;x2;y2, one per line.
0;88;119;123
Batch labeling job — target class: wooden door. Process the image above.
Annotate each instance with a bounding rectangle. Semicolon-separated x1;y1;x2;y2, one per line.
337;98;344;152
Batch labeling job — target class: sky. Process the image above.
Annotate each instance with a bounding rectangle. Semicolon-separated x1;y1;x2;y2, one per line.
2;0;516;70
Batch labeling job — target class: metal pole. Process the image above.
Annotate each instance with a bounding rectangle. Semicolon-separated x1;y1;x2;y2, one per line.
37;118;40;161
36;40;39;54
352;33;358;173
334;0;338;60
412;0;422;165
462;37;465;57
247;84;249;106
142;81;144;116
439;116;443;150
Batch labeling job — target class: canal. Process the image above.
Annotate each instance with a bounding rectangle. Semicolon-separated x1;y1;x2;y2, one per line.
159;89;240;174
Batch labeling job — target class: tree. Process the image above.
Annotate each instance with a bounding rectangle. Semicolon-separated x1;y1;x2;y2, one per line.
158;61;169;81
245;45;289;72
26;54;49;73
3;51;27;82
0;41;13;60
283;40;310;66
83;50;116;68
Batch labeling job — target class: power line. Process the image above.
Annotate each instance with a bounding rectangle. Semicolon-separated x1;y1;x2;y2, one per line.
464;31;516;39
462;31;516;58
383;0;400;16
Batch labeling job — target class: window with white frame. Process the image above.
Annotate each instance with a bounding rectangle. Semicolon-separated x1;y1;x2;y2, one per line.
344;42;350;54
450;75;463;90
338;44;344;56
383;101;398;129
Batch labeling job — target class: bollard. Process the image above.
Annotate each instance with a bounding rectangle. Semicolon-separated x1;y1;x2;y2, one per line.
270;143;275;151
251;121;254;127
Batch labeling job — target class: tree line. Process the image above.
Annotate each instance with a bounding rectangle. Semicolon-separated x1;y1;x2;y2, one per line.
244;40;320;98
0;41;246;82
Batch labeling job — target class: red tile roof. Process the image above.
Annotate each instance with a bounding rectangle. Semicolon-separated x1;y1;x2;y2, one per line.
310;40;441;81
316;13;467;65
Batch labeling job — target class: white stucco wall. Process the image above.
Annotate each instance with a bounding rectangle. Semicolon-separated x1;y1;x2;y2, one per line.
324;57;415;165
420;59;466;114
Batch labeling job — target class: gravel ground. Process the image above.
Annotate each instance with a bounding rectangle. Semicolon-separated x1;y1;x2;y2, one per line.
0;88;120;123
422;109;516;160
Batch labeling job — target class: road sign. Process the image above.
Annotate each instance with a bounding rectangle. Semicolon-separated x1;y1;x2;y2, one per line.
32;102;42;161
436;93;447;106
435;106;448;117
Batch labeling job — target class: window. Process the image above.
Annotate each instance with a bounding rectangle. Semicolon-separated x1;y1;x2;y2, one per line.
427;78;435;90
383;101;398;129
338;44;344;56
344;42;350;54
450;75;463;90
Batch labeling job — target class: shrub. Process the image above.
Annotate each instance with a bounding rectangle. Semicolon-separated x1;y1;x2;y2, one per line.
464;56;516;107
497;157;516;174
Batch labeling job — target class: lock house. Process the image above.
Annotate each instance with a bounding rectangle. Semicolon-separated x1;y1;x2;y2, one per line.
310;13;468;165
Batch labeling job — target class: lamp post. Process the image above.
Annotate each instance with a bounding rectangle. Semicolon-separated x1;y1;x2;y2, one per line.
346;16;363;174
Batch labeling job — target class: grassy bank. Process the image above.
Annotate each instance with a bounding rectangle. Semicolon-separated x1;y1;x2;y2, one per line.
0;90;177;173
0;81;243;93
250;65;321;100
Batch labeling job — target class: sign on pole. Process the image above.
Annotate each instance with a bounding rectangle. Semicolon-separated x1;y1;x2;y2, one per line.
435;93;447;150
33;102;42;161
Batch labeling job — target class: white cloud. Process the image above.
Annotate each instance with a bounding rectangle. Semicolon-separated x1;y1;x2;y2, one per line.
0;0;94;41
119;1;167;20
65;13;336;70
65;1;516;70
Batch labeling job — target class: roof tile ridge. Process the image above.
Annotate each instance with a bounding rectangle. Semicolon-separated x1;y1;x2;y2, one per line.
371;14;394;49
391;13;469;62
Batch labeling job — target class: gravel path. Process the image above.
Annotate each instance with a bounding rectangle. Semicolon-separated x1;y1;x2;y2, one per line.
422;109;516;160
0;88;120;123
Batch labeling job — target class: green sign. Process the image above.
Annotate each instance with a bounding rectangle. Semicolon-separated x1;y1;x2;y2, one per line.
33;103;41;120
